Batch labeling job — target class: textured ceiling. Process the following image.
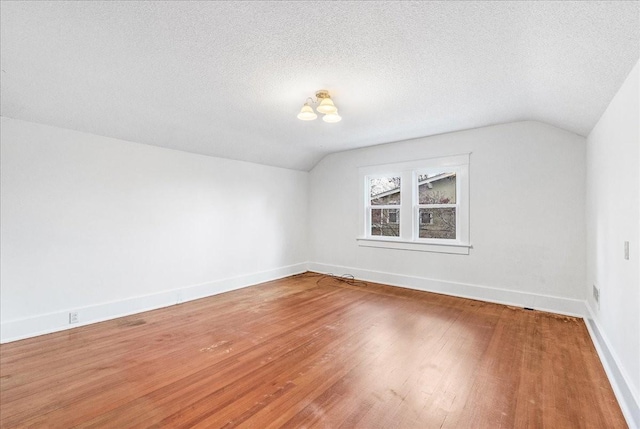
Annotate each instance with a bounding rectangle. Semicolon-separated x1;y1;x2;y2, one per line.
1;1;639;170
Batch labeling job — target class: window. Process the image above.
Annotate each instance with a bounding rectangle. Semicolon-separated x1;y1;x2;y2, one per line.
417;172;456;239
369;176;401;236
357;153;470;254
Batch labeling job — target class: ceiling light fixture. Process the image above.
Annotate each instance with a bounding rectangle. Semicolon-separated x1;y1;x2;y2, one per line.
297;90;342;123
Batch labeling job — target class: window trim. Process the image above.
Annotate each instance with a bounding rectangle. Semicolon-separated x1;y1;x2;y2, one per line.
357;153;471;255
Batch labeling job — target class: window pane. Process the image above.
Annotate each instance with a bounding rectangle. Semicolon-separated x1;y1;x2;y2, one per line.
370;176;401;205
418;208;456;239
371;208;400;237
418;172;456;204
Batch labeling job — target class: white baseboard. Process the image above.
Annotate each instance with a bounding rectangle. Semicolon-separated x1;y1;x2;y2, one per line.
584;304;640;429
0;263;308;344
308;262;588;317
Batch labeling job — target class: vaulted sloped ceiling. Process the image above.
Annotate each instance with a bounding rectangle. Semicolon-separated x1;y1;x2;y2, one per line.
1;1;638;170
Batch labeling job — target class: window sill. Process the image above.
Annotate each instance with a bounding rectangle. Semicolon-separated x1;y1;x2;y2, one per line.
356;237;471;254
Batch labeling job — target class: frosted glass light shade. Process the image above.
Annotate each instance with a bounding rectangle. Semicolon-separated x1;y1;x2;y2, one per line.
297;103;317;121
323;112;342;123
316;97;337;114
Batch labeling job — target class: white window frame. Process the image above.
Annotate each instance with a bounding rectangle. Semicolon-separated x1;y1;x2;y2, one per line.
357;153;471;255
366;174;402;237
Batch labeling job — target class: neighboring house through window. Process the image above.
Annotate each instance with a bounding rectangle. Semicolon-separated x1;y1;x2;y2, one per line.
358;153;470;254
417;172;456;239
369;176;401;236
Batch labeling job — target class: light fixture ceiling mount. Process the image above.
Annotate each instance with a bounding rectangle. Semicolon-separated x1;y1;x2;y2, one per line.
297;89;342;123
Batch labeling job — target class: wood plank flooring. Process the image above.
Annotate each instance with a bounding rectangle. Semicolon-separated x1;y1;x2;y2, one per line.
0;273;627;428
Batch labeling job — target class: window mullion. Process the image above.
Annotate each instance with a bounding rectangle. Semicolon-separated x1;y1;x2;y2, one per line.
400;171;412;241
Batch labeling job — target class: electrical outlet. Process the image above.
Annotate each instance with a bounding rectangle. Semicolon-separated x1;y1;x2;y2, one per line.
592;285;600;309
624;241;629;260
69;312;79;324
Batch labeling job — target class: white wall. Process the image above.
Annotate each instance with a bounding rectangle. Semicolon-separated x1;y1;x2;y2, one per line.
0;117;308;342
309;121;587;313
586;61;639;427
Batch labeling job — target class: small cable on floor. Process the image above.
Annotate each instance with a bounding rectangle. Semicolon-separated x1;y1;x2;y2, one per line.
315;272;369;288
292;271;369;288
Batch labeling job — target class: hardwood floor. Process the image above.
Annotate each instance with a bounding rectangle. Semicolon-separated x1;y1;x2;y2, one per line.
0;273;626;428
